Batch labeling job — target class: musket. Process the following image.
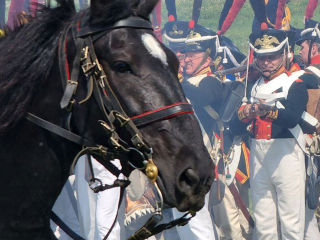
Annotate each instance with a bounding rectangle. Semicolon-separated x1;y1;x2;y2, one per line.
213;64;256;77
252;101;277;112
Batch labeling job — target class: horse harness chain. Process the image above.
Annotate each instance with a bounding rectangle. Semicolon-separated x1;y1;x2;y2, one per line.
26;14;195;240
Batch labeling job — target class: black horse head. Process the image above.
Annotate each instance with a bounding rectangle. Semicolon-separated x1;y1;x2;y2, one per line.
0;0;214;238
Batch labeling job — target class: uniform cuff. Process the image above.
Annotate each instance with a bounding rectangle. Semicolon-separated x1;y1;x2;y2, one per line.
266;110;278;120
238;107;251;123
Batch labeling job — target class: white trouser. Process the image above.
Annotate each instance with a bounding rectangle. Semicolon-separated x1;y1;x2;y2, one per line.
74;157;125;240
51;175;83;240
304;201;320;239
212;179;252;240
93;159;125;240
250;138;306;240
172;193;218;240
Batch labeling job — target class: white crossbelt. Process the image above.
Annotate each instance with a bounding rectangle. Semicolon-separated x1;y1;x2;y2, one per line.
204;105;224;131
307;66;320;79
252;71;319;152
254;71;304;101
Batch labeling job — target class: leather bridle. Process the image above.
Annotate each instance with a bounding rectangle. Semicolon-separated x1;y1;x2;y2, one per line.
26;14;195;239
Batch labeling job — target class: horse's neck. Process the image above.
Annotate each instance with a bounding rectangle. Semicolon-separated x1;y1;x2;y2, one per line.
0;119;79;238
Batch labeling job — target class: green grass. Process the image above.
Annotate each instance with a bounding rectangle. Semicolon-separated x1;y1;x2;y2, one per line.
3;0;319;53
160;0;318;53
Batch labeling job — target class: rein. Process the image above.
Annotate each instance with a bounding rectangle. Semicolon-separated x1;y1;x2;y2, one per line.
25;15;195;239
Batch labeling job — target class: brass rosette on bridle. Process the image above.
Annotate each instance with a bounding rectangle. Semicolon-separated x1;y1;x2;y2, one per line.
145;159;158;183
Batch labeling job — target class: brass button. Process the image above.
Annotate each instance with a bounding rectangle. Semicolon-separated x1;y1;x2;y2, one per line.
267;125;270;128
267;134;270;137
256;134;259;137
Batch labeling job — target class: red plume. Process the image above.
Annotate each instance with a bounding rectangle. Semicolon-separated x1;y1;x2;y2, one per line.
249;49;254;64
261;22;268;30
154;0;162;27
219;0;234;30
275;0;286;29
189;20;195;29
305;0;319;20
168;15;175;22
219;0;246;35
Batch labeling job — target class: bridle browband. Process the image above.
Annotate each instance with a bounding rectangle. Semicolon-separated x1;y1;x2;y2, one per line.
26;15;195;239
77;16;153;38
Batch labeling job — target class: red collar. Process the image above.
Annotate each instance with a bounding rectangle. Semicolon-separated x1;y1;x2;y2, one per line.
310;55;320;65
289;63;301;73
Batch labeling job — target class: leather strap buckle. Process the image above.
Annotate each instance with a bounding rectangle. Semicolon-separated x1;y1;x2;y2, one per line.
128;227;152;240
80;46;89;62
81;62;96;75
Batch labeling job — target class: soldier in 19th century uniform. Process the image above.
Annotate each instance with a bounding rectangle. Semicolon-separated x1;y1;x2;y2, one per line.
179;23;254;239
162;20;220;240
176;23;223;240
231;25;308;239
297;19;320;89
295;19;320;240
209;37;254;240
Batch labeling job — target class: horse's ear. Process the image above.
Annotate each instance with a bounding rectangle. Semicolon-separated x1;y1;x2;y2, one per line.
136;0;160;17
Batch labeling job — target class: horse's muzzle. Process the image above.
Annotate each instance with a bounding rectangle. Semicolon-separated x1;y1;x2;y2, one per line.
175;165;215;212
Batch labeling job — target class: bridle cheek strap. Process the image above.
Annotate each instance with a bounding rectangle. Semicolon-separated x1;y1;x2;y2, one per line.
131;102;194;127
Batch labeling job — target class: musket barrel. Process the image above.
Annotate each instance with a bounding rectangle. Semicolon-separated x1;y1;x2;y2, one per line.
214;64;254;76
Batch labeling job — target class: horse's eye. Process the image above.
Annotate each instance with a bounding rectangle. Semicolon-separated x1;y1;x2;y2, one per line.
114;62;131;73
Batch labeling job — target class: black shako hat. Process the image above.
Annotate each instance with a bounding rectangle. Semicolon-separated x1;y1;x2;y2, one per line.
296;19;320;46
163;20;189;52
180;24;218;58
249;26;290;56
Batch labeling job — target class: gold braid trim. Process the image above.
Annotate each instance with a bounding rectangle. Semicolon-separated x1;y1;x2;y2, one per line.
266;110;278;120
193;66;212;77
178;73;184;82
238;108;247;121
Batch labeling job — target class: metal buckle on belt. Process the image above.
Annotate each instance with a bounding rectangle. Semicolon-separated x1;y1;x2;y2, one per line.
88;177;103;193
128;227;152;240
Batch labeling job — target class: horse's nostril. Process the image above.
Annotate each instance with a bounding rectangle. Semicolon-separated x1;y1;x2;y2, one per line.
180;168;200;189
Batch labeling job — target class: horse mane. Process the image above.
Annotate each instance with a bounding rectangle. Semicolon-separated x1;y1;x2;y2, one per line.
0;0;138;134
